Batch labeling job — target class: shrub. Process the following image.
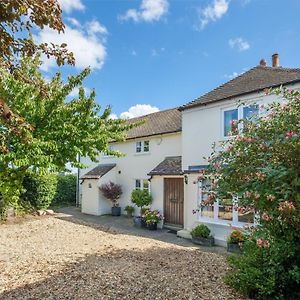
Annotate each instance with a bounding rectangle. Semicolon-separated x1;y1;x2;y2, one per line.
124;205;135;214
99;181;122;207
205;88;300;299
191;224;211;239
131;189;152;214
52;174;76;207
21;173;57;210
228;230;245;244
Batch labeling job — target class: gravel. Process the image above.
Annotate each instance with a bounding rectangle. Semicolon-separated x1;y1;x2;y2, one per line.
0;215;245;300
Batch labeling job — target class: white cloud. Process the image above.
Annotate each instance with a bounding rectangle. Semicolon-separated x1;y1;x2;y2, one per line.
229;37;250;51
131;50;137;56
198;0;229;30
69;86;91;98
151;47;165;56
119;0;169;23
36;19;108;71
111;104;160;119
224;71;240;80
58;0;85;14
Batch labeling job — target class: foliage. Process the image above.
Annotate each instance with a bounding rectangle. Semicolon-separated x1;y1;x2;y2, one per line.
52;174;76;207
21;172;57;210
205;88;300;299
0;0;74;69
131;189;152;213
143;209;163;225
99;182;123;207
124;205;135;214
190;224;211;239
0;57;131;213
227;230;245;244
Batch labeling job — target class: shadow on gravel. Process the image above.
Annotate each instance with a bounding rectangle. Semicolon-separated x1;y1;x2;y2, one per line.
0;247;244;300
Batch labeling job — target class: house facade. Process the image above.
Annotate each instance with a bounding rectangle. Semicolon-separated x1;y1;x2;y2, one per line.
79;54;300;245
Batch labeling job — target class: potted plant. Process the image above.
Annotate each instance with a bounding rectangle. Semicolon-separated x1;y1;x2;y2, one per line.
143;209;163;230
131;189;152;227
227;230;245;253
124;205;135;217
191;224;214;246
99;181;122;216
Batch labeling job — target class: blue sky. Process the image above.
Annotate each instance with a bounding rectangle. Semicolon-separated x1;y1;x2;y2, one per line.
39;0;300;118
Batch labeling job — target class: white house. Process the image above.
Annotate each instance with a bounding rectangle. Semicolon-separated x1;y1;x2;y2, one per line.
79;54;300;245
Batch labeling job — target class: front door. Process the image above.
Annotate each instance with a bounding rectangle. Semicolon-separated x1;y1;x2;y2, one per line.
164;178;184;227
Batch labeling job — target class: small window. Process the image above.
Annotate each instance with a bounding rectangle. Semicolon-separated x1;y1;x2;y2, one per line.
243;105;259;121
135;179;141;189
143;179;149;191
136;141;142;153
88;183;92;188
224;109;238;137
144;141;150;152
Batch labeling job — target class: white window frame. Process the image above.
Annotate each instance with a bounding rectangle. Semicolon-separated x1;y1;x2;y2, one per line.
221;103;260;139
197;181;254;228
135;140;150;154
135;178;151;193
102;145;115;158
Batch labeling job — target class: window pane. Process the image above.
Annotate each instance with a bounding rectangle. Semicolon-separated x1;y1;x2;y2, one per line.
135;179;141;189
144;141;149;152
143;179;149;191
218;198;233;221
238;207;254;223
224;109;238;136
136;141;142;153
201;204;214;218
243;105;259;121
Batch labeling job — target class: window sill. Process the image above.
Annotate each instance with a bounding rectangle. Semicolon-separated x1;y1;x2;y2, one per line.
134;152;151;156
198;217;253;228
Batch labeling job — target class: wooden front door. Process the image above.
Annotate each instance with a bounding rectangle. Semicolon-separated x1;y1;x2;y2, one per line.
164;178;184;227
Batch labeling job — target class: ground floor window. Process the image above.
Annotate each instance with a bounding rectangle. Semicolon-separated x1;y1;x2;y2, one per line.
197;180;254;226
135;179;150;192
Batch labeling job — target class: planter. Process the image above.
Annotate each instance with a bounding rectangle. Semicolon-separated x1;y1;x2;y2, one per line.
192;236;214;247
147;222;157;231
141;218;147;228
126;211;133;218
133;216;142;227
111;207;121;216
227;243;241;253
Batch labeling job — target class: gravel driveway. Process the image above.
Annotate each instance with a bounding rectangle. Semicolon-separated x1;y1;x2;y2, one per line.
0;214;245;300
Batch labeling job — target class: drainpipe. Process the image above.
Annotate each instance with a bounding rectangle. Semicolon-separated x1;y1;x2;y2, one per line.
76;154;81;207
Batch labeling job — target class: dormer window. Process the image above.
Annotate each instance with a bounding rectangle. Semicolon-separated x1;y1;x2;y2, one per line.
135;140;150;153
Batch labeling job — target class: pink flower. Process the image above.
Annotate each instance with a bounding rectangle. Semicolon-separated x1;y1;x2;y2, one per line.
267;194;275;201
261;213;270;221
279;201;295;211
230;119;237;126
256;238;270;248
255;172;266;180
285;131;297;139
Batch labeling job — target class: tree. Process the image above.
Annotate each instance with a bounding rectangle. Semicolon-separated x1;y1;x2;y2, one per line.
99;182;123;207
0;0;74;141
0;57;132;212
205;88;300;299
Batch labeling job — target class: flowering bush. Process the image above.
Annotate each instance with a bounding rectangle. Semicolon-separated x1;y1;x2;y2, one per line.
227;230;245;244
206;88;300;299
143;209;163;225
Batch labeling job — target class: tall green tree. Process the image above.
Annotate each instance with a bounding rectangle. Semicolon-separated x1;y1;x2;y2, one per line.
0;57;131;211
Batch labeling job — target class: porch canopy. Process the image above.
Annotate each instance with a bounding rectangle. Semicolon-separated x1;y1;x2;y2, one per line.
80;163;116;180
148;156;183;176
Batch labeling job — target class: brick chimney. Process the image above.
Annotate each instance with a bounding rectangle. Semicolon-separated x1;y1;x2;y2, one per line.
259;59;267;66
272;53;279;67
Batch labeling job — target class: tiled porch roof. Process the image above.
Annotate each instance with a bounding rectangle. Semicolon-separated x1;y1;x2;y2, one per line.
148;156;182;176
80;164;116;179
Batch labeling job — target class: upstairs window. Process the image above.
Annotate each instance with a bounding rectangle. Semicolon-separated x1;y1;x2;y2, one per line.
223;104;259;137
135;140;150;153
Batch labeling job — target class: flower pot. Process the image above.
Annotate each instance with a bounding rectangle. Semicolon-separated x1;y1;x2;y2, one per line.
227;243;241;253
126;211;133;218
141;218;147;228
192;236;214;247
147;222;157;231
133;216;142;227
111;207;121;216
